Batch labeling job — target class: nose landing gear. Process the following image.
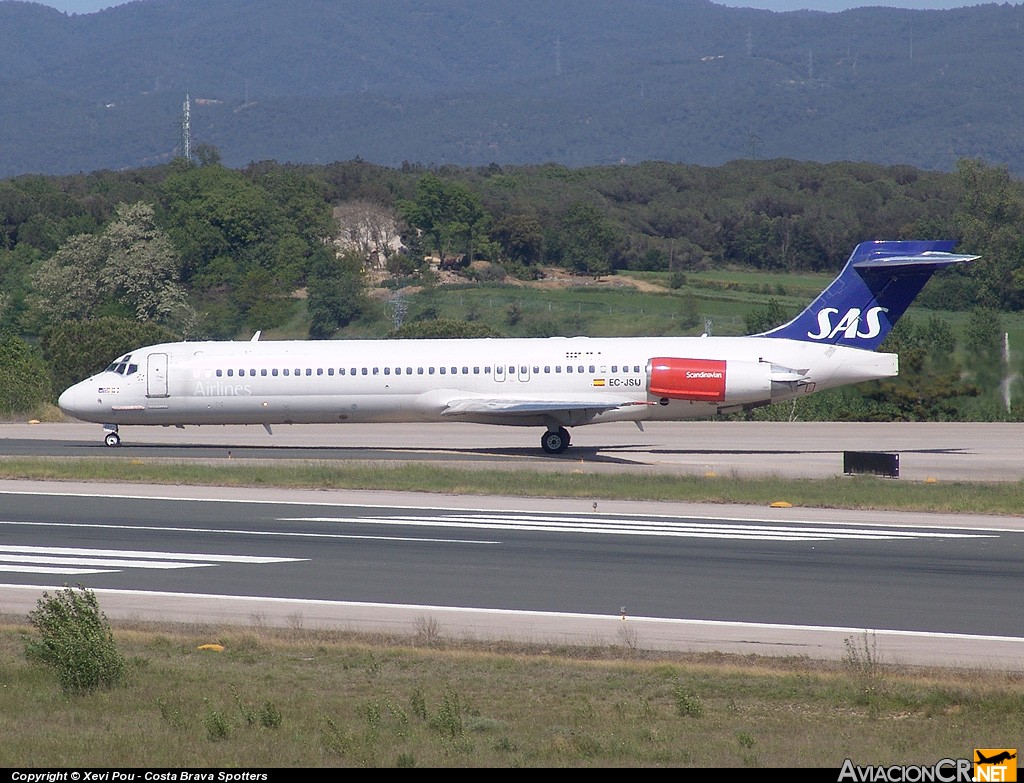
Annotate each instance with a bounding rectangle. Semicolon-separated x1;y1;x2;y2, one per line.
103;425;120;447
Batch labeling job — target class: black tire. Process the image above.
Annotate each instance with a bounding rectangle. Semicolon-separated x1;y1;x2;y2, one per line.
541;428;569;455
104;432;121;447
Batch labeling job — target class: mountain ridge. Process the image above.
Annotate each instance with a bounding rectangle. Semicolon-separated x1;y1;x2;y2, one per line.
2;0;1021;176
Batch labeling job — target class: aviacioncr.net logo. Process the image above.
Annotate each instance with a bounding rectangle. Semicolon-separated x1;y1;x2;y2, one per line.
974;749;1017;782
837;758;972;782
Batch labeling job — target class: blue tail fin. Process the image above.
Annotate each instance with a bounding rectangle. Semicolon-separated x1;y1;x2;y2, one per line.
755;240;977;350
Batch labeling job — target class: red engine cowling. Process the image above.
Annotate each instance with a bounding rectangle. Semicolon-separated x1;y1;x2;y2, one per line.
647;358;727;401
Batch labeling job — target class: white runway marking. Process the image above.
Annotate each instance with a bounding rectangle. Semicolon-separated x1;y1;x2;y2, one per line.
281;512;998;542
0;544;303;576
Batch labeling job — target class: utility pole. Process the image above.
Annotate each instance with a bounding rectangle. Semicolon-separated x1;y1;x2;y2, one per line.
181;93;192;161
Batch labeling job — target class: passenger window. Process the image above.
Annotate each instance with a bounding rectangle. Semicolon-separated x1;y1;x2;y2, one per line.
428;367;435;375
272;369;278;377
249;369;256;377
328;368;334;376
567;366;573;373
361;368;367;375
439;367;446;374
372;367;379;375
261;369;267;377
284;369;290;376
384;367;391;375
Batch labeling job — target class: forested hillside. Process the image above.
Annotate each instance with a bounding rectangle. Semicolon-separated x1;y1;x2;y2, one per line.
2;0;1024;175
1;154;1022;421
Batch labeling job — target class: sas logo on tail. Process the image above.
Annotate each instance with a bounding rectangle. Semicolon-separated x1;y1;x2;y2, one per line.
807;307;889;341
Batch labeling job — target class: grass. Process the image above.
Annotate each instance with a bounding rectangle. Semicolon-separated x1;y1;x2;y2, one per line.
5;272;1022;766
0;456;1022;515
1;620;1021;768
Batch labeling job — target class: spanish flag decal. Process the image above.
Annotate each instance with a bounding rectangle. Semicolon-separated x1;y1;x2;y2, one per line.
592;379;606;387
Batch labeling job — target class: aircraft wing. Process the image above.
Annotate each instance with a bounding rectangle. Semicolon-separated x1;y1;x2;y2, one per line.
441;395;645;417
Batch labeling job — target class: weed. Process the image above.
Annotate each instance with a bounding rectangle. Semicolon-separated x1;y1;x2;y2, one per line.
844;631;882;681
674;683;704;718
617;621;639;655
432;687;465;738
259;701;282;729
205;707;231;742
24;585;127;695
411;687;428;720
230;685;257;726
415;616;441;646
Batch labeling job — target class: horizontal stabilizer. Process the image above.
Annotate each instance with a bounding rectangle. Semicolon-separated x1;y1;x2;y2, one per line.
756;240;978;350
853;252;979;270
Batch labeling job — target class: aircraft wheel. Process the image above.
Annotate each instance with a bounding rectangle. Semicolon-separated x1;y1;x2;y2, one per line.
541;427;570;455
104;432;121;447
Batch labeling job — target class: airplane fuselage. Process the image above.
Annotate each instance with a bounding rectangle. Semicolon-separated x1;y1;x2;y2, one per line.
58;334;897;430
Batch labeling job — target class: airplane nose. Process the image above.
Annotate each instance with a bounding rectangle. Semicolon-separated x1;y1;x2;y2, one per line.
58;384;85;419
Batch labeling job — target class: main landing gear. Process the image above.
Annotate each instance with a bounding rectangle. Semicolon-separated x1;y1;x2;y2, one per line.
540;427;571;455
103;425;120;447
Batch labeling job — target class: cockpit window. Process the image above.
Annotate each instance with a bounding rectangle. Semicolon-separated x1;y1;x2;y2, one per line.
104;355;138;376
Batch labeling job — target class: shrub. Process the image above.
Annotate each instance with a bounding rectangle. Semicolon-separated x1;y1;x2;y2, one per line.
24;585;127;695
0;334;51;415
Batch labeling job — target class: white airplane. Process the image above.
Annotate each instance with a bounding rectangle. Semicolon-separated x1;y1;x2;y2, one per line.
58;240;976;454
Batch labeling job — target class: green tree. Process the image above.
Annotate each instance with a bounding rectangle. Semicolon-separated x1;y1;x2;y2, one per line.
0;334;51;415
306;249;367;338
863;317;980;421
399;174;491;265
388;318;502;339
31;202;195;332
161;164;277;284
40;317;178;395
744;298;790;334
24;585;127;695
491;213;544;265
953;158;1024;310
963;306;1006;395
557;202;618;277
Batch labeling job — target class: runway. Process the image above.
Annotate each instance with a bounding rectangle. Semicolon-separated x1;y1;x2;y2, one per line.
1;421;1021;670
4;419;1024;482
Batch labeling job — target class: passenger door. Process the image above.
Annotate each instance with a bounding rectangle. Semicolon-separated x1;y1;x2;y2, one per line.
147;352;169;398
